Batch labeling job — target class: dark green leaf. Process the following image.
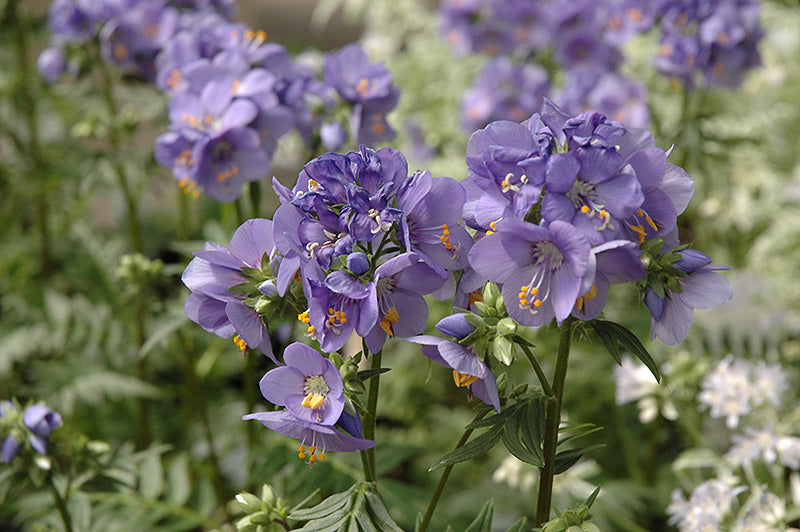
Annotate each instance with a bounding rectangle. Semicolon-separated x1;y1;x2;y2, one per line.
554;445;605;475
589;320;660;381
428;424;504;471
502;412;543;467
583;486;601;509
463;500;494;532
357;368;392;381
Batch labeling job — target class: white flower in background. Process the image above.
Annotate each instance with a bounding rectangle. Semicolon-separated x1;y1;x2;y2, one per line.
777;435;800;470
751;361;789;409
732;488;790;532
492;455;536;492
667;479;746;532
726;425;781;467
698;355;786;429
614;355;677;423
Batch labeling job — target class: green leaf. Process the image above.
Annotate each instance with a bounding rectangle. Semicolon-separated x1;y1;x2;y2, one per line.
502;412;543;467
589;320;660;381
428;424;504;471
463;500;494;532
364;491;404;532
521;396;546;464
139;452;164;500
166;453;191;505
289;489;352;520
554;445;605;475
356;368;392;381
503;517;529;532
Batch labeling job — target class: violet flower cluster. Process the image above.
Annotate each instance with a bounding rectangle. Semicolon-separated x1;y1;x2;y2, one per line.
0;401;62;464
440;0;763;130
462;99;731;344
40;1;400;204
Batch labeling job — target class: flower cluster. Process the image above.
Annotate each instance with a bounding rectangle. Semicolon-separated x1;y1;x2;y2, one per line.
440;0;763;130
614;355;678;423
462;99;730;343
40;1;400;204
38;0;235;82
655;0;762;88
440;0;648;129
271;145;467;354
0;401;62;464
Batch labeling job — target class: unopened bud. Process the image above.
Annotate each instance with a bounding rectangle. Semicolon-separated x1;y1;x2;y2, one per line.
496;317;517;336
258;280;278;297
435;314;475;340
346;252;370;275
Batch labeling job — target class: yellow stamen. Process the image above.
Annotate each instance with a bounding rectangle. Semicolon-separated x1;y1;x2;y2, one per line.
378;307;400;337
452;370;479;387
581;205;590;214
233;335;247;351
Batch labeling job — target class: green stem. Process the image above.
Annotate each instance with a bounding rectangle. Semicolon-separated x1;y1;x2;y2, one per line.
180;331;231;520
7;0;52;276
360;341;382;484
249;181;262;219
95;48;143;253
535;317;576;527
244;348;258;452
48;475;73;532
417;409;490;532
518;343;552;396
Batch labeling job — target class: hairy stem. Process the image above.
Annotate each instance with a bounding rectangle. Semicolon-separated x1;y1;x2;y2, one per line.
360;342;382;483
48;475;73;532
417;409;490;532
535;316;575;526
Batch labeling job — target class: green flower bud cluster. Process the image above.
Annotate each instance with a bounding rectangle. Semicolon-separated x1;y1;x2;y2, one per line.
540;505;600;532
115;253;164;296
453;282;520;366
329;352;366;395
234;484;290;532
637;238;688;299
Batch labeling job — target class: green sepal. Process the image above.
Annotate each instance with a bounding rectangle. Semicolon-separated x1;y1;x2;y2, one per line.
464;500;494;532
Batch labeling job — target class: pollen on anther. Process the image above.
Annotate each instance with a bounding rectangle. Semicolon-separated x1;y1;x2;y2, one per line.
533;300;543;307
581;205;591;214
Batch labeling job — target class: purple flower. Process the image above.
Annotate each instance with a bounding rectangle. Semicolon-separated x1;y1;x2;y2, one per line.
323;44;396;104
363;253;447;353
23;404;62;455
396;171;474;273
1;437;20;464
646;249;733;345
304;267;378;353
469;219;592;327
242;410;374;459
435;313;476;340
573;240;645;320
182;218;277;361
464;120;551;229
542;145;644;245
461;56;550;131
37;47;67;83
406;335;500;412
192;127;270;203
258;343;344;426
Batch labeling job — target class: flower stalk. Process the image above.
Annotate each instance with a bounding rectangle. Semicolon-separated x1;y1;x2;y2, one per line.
360;342;382;484
536;316;576;526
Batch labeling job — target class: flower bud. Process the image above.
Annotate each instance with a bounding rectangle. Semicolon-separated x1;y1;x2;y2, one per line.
496;317;517;336
321;122;346;151
258;280;278;297
435;314;475;340
483;282;500;307
491;336;514;366
260;484;276;507
235;492;263;513
346;252;370;275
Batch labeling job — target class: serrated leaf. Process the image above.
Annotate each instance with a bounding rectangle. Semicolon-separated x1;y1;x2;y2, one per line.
428;424;503;471
504;517;529;532
463;500;493;532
